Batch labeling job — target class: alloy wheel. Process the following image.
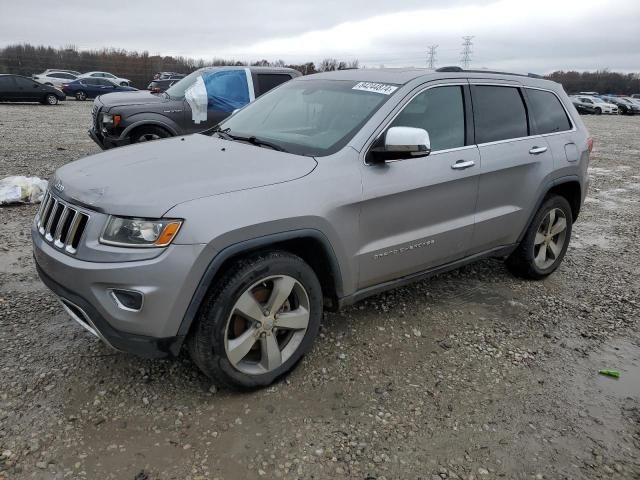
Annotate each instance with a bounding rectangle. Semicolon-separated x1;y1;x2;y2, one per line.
224;275;310;375
533;208;567;270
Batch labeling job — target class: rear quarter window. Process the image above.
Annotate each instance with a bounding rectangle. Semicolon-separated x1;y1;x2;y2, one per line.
472;85;528;144
255;74;293;96
526;88;572;135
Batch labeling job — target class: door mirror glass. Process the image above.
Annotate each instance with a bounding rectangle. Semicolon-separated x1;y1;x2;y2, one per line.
369;126;431;163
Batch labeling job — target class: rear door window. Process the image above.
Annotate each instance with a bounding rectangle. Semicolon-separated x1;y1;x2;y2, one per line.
472;85;528;143
255;74;293;96
526;88;572;134
390;85;466;151
14;77;38;88
0;76;15;89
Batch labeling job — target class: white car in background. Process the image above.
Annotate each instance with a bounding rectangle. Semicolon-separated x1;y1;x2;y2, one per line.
574;95;618;115
79;71;131;87
32;71;78;88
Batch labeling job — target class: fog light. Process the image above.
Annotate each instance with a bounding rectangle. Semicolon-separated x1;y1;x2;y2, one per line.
109;289;144;311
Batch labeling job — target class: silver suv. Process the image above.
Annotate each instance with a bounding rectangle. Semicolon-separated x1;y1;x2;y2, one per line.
32;68;591;389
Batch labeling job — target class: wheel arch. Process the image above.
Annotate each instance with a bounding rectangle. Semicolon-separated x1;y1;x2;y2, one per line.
175;229;343;340
120;119;179;139
518;176;583;243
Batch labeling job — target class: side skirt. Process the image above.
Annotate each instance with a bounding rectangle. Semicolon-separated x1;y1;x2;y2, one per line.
337;244;517;309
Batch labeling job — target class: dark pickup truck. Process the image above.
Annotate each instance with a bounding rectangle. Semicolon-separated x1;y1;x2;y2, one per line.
89;66;300;149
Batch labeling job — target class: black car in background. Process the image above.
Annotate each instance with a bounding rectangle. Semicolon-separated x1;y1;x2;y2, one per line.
600;95;640;115
0;74;66;104
570;96;597;114
147;75;185;93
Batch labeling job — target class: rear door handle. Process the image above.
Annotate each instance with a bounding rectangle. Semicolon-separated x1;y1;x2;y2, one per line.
529;146;548;155
451;160;475;170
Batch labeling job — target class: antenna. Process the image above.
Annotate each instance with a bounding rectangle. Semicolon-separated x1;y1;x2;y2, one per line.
460;36;474;69
427;45;438;69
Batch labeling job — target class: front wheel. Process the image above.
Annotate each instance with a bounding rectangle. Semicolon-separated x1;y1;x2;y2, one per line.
43;94;58;105
75;91;87;101
594;107;602;115
130;125;171;143
188;251;323;389
506;195;573;280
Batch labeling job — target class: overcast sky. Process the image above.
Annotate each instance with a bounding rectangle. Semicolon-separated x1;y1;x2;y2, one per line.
1;0;639;73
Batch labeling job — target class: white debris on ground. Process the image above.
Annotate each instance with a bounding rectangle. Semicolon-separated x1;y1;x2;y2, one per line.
0;176;48;205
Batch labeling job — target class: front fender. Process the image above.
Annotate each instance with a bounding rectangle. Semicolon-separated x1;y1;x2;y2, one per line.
119;114;181;139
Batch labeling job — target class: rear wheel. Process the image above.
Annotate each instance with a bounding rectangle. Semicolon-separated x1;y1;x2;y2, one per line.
506;195;573;280
75;91;87;101
43;94;58;105
188;251;323;389
130;125;171;144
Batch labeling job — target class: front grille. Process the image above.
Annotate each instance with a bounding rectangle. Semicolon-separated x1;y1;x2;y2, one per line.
36;192;90;255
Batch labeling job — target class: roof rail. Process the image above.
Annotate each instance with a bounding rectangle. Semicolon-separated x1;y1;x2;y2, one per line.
436;67;546;79
436;66;463;72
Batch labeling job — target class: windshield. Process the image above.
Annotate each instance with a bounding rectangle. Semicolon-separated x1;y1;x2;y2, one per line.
213;79;397;157
166;70;208;99
592;97;605;103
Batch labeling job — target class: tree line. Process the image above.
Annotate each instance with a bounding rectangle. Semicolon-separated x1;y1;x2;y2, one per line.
545;70;640;95
1;44;638;94
0;44;359;88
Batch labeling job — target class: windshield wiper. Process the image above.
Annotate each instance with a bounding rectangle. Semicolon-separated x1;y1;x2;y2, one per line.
211;127;288;153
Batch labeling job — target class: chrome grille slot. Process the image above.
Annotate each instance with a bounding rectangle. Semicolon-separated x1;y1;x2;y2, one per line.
36;191;90;255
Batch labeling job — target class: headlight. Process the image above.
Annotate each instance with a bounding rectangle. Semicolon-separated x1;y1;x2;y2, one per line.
102;113;121;127
100;217;182;247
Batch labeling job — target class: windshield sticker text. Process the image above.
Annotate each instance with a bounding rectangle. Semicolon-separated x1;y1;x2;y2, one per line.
352;82;398;95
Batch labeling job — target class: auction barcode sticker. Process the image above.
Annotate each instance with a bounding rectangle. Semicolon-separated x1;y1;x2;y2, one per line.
352;82;398;95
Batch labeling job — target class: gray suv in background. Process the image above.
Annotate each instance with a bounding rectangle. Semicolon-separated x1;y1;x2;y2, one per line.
33;68;591;389
89;66;300;148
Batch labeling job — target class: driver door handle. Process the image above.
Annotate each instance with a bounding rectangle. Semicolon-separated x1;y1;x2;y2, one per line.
451;160;475;170
529;146;548;155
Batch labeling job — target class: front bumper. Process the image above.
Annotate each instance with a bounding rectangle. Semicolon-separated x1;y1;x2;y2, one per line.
32;224;207;358
88;128;129;150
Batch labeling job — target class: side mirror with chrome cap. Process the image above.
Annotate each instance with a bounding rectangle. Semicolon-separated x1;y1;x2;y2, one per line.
368;126;431;163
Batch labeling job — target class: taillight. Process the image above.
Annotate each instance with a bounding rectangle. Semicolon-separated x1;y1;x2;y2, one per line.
151;87;160;93
587;136;594;153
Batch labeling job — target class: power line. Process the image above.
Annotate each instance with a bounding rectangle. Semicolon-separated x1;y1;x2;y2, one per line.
460;36;474;69
427;45;438;69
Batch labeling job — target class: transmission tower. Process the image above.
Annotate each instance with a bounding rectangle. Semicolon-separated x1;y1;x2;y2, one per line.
460;36;474;69
427;45;438;69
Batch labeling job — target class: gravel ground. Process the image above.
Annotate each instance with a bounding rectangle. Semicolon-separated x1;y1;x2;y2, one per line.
0;101;639;480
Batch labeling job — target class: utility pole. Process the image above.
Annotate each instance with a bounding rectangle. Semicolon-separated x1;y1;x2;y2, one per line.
427;45;438;69
461;36;474;69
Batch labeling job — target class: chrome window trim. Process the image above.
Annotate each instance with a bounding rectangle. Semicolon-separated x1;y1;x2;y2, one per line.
363;82;468;166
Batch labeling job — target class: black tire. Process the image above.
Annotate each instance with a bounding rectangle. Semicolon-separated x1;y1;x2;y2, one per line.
506;195;573;280
130;125;171;144
75;91;87;101
119;81;128;87
187;251;323;390
594;107;601;115
43;94;58;105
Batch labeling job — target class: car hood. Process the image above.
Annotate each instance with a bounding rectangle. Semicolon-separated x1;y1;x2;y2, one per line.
97;90;173;108
53;134;318;217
